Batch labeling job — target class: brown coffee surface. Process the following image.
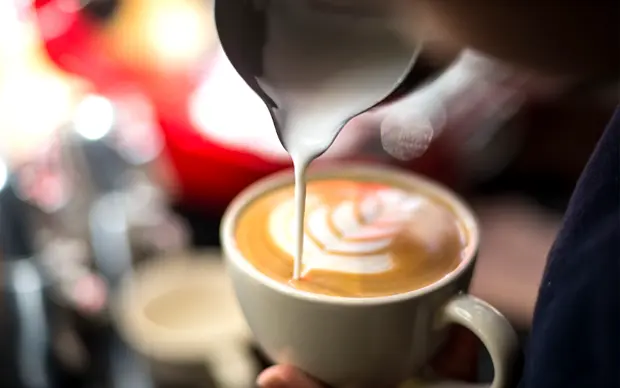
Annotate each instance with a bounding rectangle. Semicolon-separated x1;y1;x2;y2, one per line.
235;178;468;297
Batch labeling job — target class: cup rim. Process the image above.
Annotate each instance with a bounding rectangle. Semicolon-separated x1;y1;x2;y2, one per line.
221;162;480;306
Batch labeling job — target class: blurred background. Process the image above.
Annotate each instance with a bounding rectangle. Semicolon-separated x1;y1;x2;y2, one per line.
0;0;617;387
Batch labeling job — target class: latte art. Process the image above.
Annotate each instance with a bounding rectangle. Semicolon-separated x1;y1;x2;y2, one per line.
235;178;466;297
269;188;426;276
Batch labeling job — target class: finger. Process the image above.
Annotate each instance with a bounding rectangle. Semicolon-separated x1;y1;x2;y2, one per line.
257;365;324;388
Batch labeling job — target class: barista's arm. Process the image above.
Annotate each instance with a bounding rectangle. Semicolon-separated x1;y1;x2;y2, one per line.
403;1;619;82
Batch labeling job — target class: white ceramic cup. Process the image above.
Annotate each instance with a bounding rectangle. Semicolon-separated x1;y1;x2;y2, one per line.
221;164;519;388
114;252;256;388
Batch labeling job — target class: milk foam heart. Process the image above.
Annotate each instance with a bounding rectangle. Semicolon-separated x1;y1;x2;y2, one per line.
269;187;426;276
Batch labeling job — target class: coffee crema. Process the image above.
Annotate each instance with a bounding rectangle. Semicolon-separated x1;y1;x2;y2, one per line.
235;178;468;297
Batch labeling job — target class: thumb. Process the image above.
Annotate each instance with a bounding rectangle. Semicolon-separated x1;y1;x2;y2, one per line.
257;365;324;388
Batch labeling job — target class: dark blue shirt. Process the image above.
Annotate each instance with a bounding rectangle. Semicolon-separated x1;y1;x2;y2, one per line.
522;108;620;387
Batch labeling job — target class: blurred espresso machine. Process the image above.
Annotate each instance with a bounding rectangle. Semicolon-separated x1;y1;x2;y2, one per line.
0;93;189;386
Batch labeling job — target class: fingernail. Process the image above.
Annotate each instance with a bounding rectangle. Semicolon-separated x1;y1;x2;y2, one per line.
256;372;285;388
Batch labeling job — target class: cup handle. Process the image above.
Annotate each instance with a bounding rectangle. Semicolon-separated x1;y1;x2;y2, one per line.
432;294;520;388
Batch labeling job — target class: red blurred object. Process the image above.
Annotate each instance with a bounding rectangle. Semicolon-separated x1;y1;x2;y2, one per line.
34;0;126;91
157;104;289;211
31;0;456;213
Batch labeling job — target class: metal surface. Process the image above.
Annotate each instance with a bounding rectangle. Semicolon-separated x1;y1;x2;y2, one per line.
0;171;52;388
